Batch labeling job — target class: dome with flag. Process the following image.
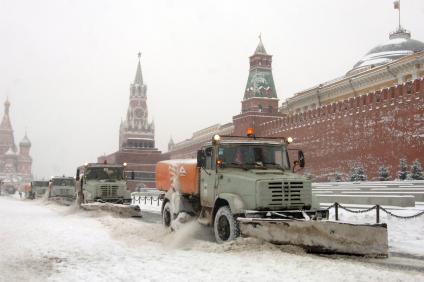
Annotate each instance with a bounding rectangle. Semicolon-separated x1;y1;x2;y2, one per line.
347;27;424;75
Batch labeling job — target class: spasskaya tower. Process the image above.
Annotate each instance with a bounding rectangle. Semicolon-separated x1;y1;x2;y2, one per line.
119;52;155;150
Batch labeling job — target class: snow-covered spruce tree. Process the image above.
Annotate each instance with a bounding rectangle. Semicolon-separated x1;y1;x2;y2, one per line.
350;166;366;182
335;171;342;182
411;159;424;180
398;158;408;180
378;166;390;181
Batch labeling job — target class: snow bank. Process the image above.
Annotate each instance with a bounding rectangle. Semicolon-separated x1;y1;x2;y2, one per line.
1;197;423;282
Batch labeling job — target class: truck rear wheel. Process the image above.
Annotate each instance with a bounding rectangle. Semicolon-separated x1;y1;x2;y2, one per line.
214;206;239;243
162;202;173;230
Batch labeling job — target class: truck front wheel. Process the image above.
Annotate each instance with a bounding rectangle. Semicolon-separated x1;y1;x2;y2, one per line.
162;202;173;231
214;206;240;243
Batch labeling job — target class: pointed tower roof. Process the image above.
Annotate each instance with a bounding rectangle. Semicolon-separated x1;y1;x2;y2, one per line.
0;98;13;130
244;36;277;100
134;52;143;85
254;34;268;55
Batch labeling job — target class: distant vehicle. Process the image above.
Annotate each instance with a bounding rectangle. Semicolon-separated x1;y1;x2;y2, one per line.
4;185;16;194
27;181;49;199
75;163;140;217
49;176;76;199
0;184;16;195
76;163;132;204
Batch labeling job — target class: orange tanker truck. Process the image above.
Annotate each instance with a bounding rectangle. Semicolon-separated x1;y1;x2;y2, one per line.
155;131;389;256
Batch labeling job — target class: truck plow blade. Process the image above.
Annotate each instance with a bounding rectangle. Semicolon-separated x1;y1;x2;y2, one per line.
238;218;388;257
81;203;142;217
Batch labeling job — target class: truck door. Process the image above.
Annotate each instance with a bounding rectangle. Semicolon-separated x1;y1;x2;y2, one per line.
200;147;217;207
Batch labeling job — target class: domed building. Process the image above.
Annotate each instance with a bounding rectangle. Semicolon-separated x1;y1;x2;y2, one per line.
281;26;424;114
348;28;424;76
0;99;33;187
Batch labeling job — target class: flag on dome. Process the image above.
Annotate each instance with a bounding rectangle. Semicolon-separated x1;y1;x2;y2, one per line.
394;1;400;10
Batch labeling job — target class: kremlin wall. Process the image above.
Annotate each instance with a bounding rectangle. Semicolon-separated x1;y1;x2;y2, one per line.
258;78;423;181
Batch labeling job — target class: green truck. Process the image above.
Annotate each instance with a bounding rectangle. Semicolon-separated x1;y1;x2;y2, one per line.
75;163;131;204
27;181;49;199
156;132;388;256
49;176;76;200
75;163;140;217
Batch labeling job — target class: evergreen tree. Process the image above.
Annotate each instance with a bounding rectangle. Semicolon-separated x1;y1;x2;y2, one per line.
378;166;390;181
410;159;424;180
398;158;408;180
350;166;366;182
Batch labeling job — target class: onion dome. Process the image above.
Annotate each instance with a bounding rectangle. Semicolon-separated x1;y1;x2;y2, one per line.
348;27;424;75
19;133;31;147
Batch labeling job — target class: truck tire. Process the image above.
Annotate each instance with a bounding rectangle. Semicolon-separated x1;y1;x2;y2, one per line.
162;202;173;231
214;206;240;243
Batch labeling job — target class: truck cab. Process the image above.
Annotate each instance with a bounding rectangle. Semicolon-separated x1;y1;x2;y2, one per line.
75;163;131;204
49;176;76;199
28;181;49;199
197;136;312;213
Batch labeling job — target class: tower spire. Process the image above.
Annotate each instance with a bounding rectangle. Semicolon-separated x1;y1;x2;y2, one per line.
134;51;143;85
254;33;267;55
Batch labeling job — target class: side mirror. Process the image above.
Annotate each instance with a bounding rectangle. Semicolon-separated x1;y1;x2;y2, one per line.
298;150;305;168
197;150;206;168
76;169;80;181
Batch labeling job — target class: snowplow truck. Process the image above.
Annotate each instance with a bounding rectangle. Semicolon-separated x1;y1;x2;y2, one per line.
156;132;388;257
26;181;49;199
48;176;76;204
75;163;141;217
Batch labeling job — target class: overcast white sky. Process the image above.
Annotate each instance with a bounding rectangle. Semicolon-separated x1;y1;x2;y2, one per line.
0;0;423;179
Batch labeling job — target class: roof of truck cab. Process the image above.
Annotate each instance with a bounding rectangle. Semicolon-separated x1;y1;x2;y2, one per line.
204;139;285;146
82;163;125;168
51;176;75;180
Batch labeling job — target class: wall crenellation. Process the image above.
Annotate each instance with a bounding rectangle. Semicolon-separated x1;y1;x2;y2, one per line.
259;78;424;135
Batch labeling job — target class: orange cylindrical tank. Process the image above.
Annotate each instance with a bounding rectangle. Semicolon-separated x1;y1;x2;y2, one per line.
155;159;199;196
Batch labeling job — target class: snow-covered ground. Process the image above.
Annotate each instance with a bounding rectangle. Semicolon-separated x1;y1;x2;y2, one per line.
1;195;423;282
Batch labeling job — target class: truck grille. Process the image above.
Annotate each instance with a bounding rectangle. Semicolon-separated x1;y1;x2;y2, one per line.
57;188;72;196
268;181;304;206
100;185;118;197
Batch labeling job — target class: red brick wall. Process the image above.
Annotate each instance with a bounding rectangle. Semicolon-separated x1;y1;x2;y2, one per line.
257;78;424;181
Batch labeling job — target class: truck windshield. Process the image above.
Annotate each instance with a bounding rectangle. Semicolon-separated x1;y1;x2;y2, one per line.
32;181;49;187
85;167;124;181
218;144;290;170
52;178;75;186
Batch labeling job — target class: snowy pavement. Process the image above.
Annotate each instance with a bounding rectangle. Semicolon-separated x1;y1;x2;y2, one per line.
1;196;423;282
